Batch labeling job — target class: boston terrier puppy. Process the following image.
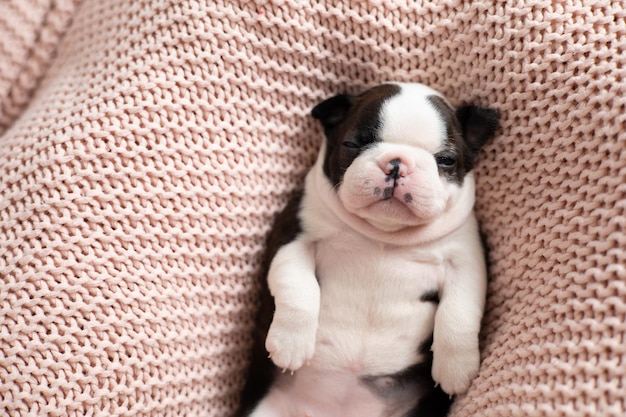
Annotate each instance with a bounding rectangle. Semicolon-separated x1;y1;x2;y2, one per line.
238;82;499;417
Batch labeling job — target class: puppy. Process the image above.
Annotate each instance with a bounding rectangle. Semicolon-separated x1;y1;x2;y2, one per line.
238;82;499;417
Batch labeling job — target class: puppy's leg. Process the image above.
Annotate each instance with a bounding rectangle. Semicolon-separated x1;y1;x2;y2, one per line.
431;219;487;395
265;238;320;371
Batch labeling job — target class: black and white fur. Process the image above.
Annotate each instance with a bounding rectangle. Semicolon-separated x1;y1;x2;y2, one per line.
238;83;499;417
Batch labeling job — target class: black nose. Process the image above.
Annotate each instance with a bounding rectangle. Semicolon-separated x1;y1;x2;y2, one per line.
386;158;401;181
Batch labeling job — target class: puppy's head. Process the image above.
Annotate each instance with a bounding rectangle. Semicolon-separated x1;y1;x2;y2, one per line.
311;83;499;233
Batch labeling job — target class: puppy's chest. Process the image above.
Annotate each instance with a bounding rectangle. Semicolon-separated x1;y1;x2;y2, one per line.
315;237;443;302
311;234;444;374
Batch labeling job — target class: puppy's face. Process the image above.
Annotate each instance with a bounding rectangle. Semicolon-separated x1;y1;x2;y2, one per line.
312;83;498;232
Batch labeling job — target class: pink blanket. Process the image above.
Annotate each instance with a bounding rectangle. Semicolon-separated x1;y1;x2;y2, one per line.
1;1;625;415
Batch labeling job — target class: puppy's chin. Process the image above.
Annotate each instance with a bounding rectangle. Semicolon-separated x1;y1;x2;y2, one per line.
338;190;447;233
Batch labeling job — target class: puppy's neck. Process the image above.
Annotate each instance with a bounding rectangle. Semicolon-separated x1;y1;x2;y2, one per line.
363;219;405;233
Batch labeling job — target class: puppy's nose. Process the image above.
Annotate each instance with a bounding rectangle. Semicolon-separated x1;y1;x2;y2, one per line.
384;158;403;180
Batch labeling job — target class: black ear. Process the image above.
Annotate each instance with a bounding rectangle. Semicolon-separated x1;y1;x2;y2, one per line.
311;94;353;129
456;105;500;153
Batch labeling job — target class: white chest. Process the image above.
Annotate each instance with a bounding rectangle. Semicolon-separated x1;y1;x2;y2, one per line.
311;234;443;375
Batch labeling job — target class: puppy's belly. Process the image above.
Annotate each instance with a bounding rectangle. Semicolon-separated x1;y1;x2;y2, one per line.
258;368;388;417
311;239;441;375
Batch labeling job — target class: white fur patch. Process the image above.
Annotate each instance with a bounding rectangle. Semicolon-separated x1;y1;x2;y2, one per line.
378;83;447;152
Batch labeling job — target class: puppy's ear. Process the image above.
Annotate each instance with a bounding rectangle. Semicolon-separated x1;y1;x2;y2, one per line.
456;105;500;154
311;94;353;129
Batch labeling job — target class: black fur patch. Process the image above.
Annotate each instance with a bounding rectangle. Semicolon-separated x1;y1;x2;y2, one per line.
406;336;453;417
428;95;499;184
312;84;402;187
420;289;440;304
361;337;452;417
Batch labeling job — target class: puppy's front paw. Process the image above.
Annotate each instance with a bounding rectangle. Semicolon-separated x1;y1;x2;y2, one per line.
265;307;317;371
432;343;480;396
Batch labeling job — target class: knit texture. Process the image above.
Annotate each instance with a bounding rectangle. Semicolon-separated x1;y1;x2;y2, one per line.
1;1;624;416
0;0;81;135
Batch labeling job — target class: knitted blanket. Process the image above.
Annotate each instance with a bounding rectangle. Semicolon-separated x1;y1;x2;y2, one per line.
1;1;625;416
